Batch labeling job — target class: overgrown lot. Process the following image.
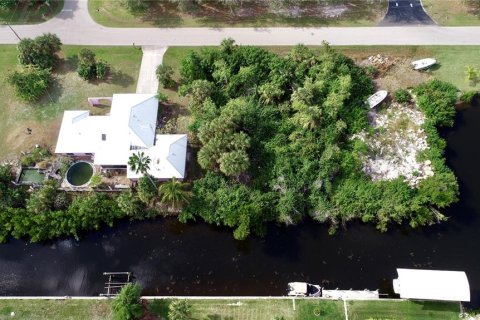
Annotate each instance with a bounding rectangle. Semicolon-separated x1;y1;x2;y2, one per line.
166;41;460;239
88;0;387;28
0;45;141;160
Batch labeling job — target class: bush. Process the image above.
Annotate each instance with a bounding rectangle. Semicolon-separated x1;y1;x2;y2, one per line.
394;89;411;103
137;175;157;204
95;59;110;80
77;49;110;81
20;146;51;167
156;64;174;88
7;65;51;102
0;0;18;10
89;173;103;188
17;33;61;69
112;283;143;320
168;300;191;320
459;90;478;104
414;80;458;127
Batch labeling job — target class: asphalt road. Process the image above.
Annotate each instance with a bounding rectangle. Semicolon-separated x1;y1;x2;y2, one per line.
0;0;479;46
380;0;435;26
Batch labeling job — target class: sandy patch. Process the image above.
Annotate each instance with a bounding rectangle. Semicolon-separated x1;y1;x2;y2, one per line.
354;102;434;187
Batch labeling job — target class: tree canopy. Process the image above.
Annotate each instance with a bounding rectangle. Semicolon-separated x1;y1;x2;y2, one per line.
17;33;61;70
179;41;459;238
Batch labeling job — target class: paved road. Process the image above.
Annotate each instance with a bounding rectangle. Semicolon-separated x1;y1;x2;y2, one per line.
380;0;435;26
1;0;480;46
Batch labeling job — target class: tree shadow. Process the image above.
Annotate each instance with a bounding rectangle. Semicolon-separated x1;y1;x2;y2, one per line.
108;69;135;88
54;55;79;75
428;62;442;72
41;77;63;105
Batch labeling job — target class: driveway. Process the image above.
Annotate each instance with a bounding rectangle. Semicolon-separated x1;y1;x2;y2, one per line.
136;46;167;94
380;0;435;26
0;0;479;46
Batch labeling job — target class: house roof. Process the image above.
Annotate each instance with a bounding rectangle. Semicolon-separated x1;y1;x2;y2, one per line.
127;134;187;180
393;268;470;302
55;94;158;166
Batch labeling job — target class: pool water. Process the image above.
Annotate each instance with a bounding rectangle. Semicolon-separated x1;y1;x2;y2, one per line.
18;168;45;184
66;162;93;186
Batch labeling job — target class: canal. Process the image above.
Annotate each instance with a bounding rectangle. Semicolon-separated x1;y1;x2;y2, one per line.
0;106;478;307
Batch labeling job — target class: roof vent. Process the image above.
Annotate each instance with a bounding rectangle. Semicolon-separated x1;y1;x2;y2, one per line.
101;134;107;141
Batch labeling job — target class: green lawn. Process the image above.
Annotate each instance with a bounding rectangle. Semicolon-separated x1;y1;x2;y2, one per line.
0;298;461;320
0;0;64;24
0;299;112;320
149;298;345;320
348;300;460;320
423;0;480;26
88;0;387;28
0;45;142;160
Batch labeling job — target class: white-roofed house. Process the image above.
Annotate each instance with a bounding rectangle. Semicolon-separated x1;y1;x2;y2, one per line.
55;93;187;180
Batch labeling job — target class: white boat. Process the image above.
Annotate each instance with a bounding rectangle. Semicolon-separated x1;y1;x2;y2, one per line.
287;282;322;297
367;90;388;109
411;58;437;71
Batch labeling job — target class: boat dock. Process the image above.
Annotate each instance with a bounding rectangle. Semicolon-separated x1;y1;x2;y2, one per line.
322;289;379;300
100;272;133;297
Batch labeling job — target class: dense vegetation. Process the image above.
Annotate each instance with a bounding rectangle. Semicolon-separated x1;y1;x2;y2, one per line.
0;166;166;243
6;33;61;102
179;41;459;239
112;283;143;320
76;48;110;81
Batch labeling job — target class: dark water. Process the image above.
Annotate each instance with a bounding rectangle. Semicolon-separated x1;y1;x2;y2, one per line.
66;161;93;186
0;107;479;307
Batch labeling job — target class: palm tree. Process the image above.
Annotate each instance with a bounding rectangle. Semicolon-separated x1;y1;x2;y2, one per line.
158;178;190;211
128;151;155;187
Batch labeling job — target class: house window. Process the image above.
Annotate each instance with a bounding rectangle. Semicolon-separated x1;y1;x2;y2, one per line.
101;134;106;141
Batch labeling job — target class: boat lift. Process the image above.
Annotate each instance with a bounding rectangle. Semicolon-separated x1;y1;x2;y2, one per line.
100;272;133;297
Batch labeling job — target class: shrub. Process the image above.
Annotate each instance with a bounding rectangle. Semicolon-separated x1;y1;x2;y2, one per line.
95;59;110;80
137;175;157;204
20;146;51;166
168;300;191;320
111;283;143;320
0;0;18;10
89;173;103;188
77;49;110;81
117;190;145;219
156;91;168;102
7;65;51;102
121;0;148;12
17;33;61;69
156;64;174;88
414;80;458;127
459;90;478;104
394;89;411;103
77;62;96;80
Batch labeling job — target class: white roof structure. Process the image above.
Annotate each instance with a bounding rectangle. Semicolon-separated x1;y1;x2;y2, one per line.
127;134;187;180
393;268;470;302
55;94;187;180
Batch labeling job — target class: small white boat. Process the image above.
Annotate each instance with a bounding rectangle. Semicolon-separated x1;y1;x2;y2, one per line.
411;58;437;71
367;90;388;109
287;282;322;297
